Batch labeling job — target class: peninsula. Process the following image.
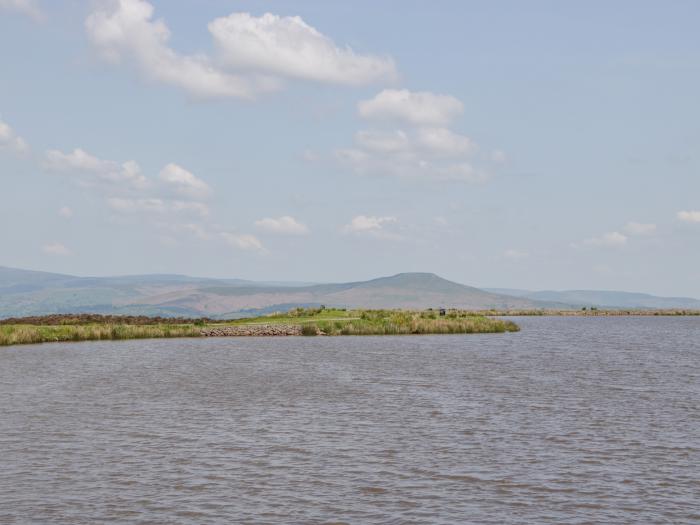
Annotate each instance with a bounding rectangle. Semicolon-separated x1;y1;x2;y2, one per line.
0;308;520;347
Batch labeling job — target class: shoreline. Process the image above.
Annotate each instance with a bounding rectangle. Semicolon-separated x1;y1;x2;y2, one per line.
0;310;519;346
479;309;700;316
2;307;698;347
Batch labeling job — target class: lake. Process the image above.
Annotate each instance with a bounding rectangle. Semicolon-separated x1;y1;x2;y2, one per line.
1;317;699;524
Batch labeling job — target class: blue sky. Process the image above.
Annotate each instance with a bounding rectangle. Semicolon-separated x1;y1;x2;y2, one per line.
1;0;699;296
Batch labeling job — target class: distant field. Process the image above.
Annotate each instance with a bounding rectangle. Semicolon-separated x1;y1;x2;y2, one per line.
0;308;519;346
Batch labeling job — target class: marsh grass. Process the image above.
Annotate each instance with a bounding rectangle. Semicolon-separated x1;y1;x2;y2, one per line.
0;309;519;347
0;324;201;347
302;312;519;336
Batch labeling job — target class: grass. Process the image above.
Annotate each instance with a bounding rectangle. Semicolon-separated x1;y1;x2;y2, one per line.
0;323;201;346
0;308;519;347
299;310;519;336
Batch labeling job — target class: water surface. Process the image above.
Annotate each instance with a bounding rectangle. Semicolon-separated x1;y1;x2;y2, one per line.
1;317;699;523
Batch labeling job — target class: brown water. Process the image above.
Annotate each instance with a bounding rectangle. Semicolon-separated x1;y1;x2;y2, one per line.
1;317;699;524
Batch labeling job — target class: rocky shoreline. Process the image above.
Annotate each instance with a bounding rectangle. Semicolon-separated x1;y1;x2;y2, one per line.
201;324;305;337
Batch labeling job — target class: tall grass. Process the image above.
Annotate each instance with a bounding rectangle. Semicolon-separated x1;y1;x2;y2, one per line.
0;310;520;347
303;312;519;336
0;324;201;347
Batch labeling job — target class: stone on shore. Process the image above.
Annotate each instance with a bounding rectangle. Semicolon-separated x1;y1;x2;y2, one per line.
200;324;304;337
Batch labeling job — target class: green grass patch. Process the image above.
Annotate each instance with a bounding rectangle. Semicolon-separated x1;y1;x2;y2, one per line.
0;308;519;347
0;323;202;347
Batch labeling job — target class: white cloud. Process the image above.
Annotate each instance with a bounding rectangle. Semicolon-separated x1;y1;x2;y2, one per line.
255;216;309;235
580;231;628;247
339;89;496;182
85;0;264;99
414;127;475;157
171;224;264;251
354;129;409;153
344;215;396;233
220;232;264;251
85;1;395;99
504;249;529;260
343;215;403;240
209;12;396;86
0;0;44;21
42;242;71;256
45;148;148;190
677;210;700;223
623;221;656;235
358;89;463;126
0;119;30;154
58;206;73;218
159;163;210;200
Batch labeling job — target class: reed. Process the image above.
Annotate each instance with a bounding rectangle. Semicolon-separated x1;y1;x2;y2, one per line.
0;324;201;346
305;313;519;336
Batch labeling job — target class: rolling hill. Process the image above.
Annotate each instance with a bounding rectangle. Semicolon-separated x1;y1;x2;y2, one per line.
4;266;698;319
0;267;555;318
485;288;700;310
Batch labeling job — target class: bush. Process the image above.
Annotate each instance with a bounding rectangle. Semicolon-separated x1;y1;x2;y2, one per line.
301;324;319;336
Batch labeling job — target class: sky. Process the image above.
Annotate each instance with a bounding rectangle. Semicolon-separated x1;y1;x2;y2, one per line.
1;0;699;296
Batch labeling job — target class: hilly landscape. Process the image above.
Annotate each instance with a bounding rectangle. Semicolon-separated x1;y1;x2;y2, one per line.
0;266;556;319
2;266;699;319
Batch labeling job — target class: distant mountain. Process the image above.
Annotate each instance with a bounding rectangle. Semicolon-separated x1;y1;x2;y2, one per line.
0;266;557;319
485;288;700;310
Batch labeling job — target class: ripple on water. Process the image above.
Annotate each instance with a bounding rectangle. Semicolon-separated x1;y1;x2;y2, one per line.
1;316;699;524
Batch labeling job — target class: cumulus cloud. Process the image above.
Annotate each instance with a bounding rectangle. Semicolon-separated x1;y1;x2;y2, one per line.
0;118;30;154
45;148;149;190
85;0;267;99
0;0;44;21
342;215;402;240
579;231;628;248
42;242;71;256
85;0;395;99
159;163;210;200
414;127;476;157
255;216;309;235
220;232;264;251
343;215;396;233
338;89;496;182
168;223;264;252
677;210;700;223
209;12;396;86
358;89;463;126
623;221;656;235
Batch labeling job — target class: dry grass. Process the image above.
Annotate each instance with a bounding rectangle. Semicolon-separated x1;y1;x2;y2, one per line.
0;324;201;347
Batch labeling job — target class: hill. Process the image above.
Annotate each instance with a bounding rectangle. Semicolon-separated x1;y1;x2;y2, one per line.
0;267;555;318
485;288;700;310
